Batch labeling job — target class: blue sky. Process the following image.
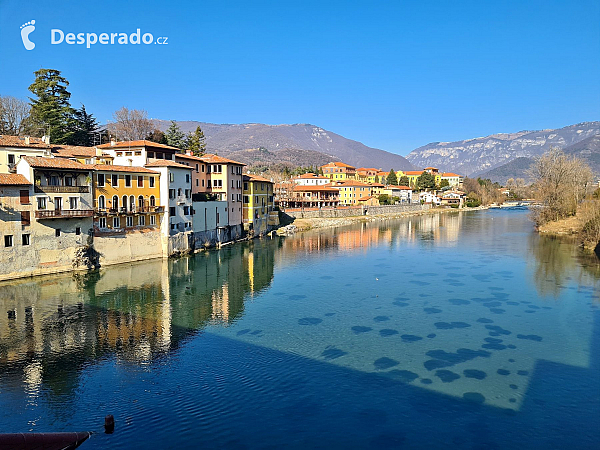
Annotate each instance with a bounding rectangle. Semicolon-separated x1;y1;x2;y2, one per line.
1;0;599;155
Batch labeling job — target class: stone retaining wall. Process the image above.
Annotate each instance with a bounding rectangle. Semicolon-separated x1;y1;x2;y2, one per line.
283;203;430;219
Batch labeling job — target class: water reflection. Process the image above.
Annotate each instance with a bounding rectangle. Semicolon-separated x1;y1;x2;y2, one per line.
0;240;276;398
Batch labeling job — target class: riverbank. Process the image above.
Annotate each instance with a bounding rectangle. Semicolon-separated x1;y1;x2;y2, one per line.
287;205;489;233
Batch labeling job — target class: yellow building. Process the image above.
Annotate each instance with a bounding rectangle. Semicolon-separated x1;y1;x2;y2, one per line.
243;174;274;236
331;180;372;206
355;168;381;183
92;165;164;233
320;162;356;181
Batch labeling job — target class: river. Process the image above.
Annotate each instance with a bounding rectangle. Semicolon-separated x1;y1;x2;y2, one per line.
1;209;599;449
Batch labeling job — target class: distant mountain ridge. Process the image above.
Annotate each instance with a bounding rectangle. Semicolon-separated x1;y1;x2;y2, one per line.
479;134;600;184
406;122;600;176
151;120;415;171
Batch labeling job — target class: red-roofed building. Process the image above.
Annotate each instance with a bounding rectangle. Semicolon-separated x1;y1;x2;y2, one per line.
291;172;331;186
320;161;356;181
277;184;340;209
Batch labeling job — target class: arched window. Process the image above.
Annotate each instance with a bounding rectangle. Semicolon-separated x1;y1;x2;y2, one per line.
129;195;135;212
122;195;127;211
98;195;105;209
150;195;156;207
138;195;144;209
112;195;118;209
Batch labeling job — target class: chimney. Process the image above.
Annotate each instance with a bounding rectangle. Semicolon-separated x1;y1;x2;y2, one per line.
42;135;50;145
110;139;116;147
24;136;30;145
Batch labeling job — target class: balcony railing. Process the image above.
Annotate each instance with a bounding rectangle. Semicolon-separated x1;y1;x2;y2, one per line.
36;209;94;219
35;186;89;194
95;206;165;215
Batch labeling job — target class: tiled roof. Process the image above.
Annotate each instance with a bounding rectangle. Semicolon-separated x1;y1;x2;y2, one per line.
442;172;461;177
358;195;376;201
175;153;206;162
0;173;31;185
201;154;245;165
424;167;438;170
21;156;93;170
244;174;272;183
52;146;98;157
404;171;425;175
332;180;371;187
145;160;191;169
92;164;159;174
370;183;385;187
387;185;412;190
0;135;49;149
97;140;180;151
321;161;355;169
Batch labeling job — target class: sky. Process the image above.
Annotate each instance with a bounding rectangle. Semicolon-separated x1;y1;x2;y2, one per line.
0;0;599;155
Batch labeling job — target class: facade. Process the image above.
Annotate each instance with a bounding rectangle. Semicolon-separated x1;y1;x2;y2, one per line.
440;172;463;187
321;162;356;181
279;185;340;209
355;168;380;184
331;180;372;206
201;154;245;227
92;165;163;234
242;174;274;236
174;153;211;194
0;136;53;173
357;195;379;206
383;186;413;203
145;160;193;236
292;173;331;186
419;191;441;205
97;140;180;167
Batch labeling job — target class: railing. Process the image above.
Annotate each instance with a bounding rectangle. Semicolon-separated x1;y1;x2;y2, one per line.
36;209;94;219
35;186;89;194
95;206;165;215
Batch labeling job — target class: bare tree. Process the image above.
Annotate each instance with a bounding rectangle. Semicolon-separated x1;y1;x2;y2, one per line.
528;147;594;225
108;107;154;141
0;96;31;135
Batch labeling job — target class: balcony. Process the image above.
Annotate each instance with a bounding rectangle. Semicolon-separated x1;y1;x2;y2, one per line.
36;209;94;219
95;206;165;215
35;185;89;194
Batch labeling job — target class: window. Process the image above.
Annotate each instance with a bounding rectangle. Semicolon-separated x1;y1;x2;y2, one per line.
138;195;144;209
139;215;146;226
137;176;143;187
243;195;249;203
255;196;258;203
232;194;235;201
20;189;29;204
4;235;13;247
116;152;123;156
135;151;142;156
125;152;132;156
8;154;15;166
202;164;205;173
112;174;118;186
169;189;175;199
178;188;182;196
21;211;31;225
150;215;156;225
169;173;174;183
169;206;175;216
231;166;234;174
186;174;190;183
185;189;190;198
112;195;119;209
113;217;120;228
157;152;163;159
195;164;199;173
76;227;81;235
64;177;73;186
50;176;59;186
150;195;156;207
98;195;105;209
149;177;155;188
196;179;198;187
244;182;248;190
55;229;61;237
231;180;234;188
170;223;176;230
126;216;133;227
148;151;155;158
125;175;131;187
97;173;105;187
98;217;107;228
165;153;172;160
122;195;127;211
183;206;190;215
69;197;78;209
202;179;205;187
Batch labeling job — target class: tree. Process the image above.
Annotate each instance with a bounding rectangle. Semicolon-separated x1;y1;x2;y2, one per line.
28;68;75;143
528;148;594;225
398;175;409;187
0;96;31;135
374;175;379;184
186;126;206;156
416;172;436;190
165;120;186;150
109;107;154;141
378;194;391;205
146;128;168;144
439;179;450;188
387;169;397;185
69;105;99;146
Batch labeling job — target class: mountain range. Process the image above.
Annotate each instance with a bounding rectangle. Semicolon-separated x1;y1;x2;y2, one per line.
152;120;415;171
152;119;600;181
480;134;600;184
406;122;600;177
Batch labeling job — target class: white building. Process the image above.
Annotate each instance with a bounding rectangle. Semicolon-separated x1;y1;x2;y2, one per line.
292;173;331;186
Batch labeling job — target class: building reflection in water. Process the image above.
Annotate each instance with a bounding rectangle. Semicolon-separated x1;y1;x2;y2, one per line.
0;239;276;398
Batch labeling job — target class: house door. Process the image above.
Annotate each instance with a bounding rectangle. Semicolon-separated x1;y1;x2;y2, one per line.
54;197;62;211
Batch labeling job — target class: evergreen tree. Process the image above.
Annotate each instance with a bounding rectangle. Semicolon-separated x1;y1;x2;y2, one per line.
416;172;436;190
146;129;168;144
70;105;99;146
387;169;398;185
439;179;450;188
398;175;410;186
374;175;379;184
28;68;74;143
186;126;207;156
165;120;186;150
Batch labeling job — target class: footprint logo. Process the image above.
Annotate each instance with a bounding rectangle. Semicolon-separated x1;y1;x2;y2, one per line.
20;20;36;50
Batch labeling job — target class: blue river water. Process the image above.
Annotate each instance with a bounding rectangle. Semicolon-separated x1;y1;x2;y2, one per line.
0;209;599;449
